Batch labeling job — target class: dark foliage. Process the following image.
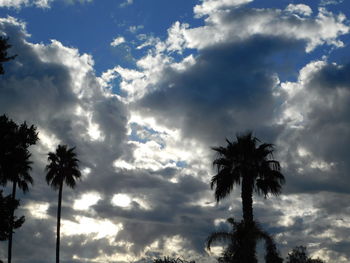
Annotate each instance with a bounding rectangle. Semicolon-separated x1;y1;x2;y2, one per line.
286;246;326;263
0;114;38;263
0;36;16;75
0;190;25;241
153;257;195;263
0;114;38;187
211;132;285;221
207;218;283;263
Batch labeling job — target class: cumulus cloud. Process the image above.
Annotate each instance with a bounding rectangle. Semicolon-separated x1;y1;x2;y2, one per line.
171;7;349;52
111;36;126;47
285;4;313;16
194;0;253;18
278;60;350;193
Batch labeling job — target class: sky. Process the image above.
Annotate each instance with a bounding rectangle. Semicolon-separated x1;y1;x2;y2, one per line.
0;0;350;262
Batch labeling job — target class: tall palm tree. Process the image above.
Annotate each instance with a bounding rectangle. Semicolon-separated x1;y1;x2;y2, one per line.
207;218;283;263
210;132;284;262
45;145;81;263
211;132;285;224
0;115;38;263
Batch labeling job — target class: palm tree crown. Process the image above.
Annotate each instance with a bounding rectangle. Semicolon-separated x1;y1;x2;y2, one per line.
46;145;81;189
211;132;285;223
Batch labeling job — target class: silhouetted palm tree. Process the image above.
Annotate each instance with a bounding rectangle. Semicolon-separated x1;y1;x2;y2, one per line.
0;115;38;263
211;132;285;224
207;218;283;263
210;132;284;262
45;145;81;263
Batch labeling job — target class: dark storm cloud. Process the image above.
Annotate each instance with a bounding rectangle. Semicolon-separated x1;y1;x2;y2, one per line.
136;36;302;145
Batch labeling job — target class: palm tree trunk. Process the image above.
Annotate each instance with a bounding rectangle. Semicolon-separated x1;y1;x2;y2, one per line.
241;175;257;263
56;182;63;263
241;176;254;224
8;181;16;263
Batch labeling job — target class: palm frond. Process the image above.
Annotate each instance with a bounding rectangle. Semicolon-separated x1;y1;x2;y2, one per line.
45;144;81;191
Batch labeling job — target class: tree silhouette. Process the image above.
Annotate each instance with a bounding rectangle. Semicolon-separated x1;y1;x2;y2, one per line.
46;145;81;263
0;190;25;241
286;246;326;263
153;257;195;263
0;36;16;75
210;132;285;262
207;218;283;263
0;115;38;263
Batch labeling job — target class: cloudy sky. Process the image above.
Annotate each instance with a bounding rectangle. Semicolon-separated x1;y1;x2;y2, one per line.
0;0;350;262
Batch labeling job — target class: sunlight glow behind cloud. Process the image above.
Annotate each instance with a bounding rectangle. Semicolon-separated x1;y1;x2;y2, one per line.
111;193;132;207
61;216;122;239
26;202;50;219
73;192;101;211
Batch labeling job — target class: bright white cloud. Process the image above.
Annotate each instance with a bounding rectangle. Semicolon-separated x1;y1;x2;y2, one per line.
111;193;132;207
111;193;152;210
176;7;349;52
194;0;253;17
26;202;50;219
61;216;122;239
0;0;29;8
34;0;52;8
38;128;61;151
111;36;126;47
73;192;101;211
285;4;313;16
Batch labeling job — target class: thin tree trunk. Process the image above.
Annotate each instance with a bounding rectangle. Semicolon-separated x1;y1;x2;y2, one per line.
8;181;16;263
241;176;254;224
241;175;257;263
56;182;63;263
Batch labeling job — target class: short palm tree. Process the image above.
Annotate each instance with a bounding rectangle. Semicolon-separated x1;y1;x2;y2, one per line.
210;132;285;262
207;218;283;263
46;145;81;263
